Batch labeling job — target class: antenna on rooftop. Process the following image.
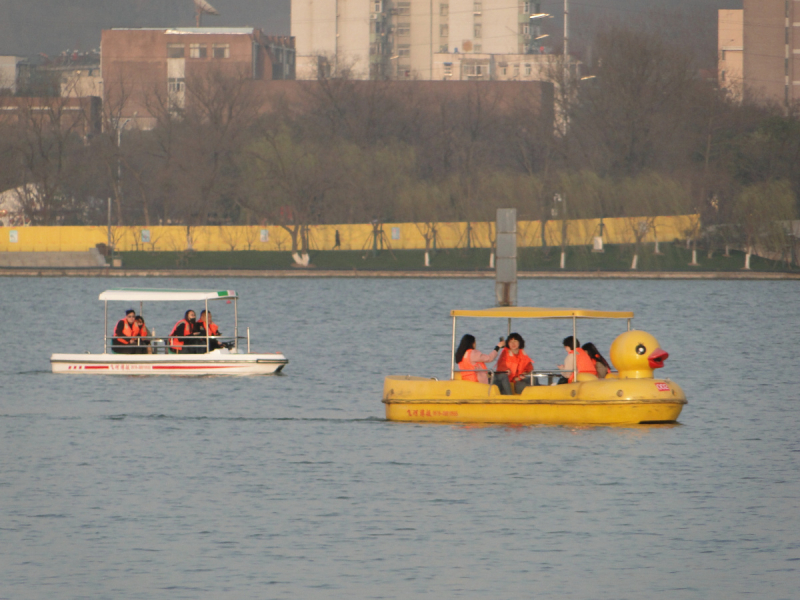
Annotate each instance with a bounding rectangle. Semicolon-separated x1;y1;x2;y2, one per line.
193;0;220;27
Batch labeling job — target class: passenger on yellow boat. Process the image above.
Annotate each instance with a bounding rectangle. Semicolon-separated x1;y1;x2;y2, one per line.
582;342;611;378
496;333;534;394
455;334;510;393
557;336;597;384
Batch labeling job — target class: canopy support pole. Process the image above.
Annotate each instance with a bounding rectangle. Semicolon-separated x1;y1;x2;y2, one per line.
205;298;209;353
572;315;577;383
508;318;511;337
234;298;239;352
104;300;108;354
450;316;457;380
627;318;631;331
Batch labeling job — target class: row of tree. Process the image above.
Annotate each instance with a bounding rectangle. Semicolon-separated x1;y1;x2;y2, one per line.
0;26;797;260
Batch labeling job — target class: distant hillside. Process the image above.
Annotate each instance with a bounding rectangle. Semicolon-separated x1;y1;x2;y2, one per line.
0;0;739;65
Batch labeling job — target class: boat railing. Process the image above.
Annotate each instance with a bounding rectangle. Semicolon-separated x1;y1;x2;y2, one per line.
106;335;242;355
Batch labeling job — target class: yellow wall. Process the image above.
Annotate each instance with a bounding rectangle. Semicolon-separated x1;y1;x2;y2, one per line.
0;216;699;252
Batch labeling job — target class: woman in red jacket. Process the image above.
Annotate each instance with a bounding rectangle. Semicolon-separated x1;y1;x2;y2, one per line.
496;333;534;394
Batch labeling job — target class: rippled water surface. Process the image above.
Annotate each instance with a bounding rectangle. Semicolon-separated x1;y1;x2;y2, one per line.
1;276;799;599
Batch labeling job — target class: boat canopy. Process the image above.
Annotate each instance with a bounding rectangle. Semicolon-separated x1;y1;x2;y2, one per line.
450;307;634;319
99;289;238;302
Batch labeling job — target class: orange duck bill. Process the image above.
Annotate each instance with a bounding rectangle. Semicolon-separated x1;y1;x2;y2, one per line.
648;348;669;369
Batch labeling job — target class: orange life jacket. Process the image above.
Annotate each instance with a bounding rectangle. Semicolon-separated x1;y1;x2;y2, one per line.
497;349;534;382
458;349;486;383
200;321;219;336
115;319;134;344
567;347;597;383
169;319;192;352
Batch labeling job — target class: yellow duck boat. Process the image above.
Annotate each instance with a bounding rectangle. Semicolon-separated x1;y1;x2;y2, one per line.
383;307;687;425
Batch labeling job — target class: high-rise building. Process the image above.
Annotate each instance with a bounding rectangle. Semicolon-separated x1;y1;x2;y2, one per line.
718;1;799;107
292;0;552;80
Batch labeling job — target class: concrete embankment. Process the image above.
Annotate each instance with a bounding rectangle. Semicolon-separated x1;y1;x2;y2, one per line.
1;268;798;280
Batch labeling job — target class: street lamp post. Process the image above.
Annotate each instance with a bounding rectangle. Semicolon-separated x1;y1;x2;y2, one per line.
114;117;135;231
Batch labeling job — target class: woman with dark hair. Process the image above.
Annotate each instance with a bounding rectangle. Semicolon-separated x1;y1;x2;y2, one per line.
133;315;151;355
496;332;534;394
557;335;597;383
582;342;611;379
455;334;509;393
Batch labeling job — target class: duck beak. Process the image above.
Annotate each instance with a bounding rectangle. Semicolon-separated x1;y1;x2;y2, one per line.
648;348;669;369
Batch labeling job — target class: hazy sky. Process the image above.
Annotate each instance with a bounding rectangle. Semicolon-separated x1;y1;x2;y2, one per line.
0;0;741;59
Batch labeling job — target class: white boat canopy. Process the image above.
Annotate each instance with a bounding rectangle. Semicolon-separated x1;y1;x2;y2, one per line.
99;289;238;302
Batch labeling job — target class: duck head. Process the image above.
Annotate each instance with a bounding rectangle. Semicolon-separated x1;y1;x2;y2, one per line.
609;330;669;379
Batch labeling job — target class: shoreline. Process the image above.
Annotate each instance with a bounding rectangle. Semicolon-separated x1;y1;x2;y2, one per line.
1;268;799;280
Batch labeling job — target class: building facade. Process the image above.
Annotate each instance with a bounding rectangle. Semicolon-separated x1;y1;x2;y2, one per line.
102;28;295;128
719;1;800;107
292;0;550;80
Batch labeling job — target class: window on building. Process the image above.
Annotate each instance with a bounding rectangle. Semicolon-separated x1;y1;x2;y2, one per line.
444;63;452;76
474;1;482;12
189;44;207;58
212;44;230;59
396;23;411;36
398;44;411;57
524;1;531;13
397;2;411;15
474;44;482;52
502;67;507;75
464;63;484;76
168;77;185;93
167;44;185;58
440;4;449;16
514;64;520;75
521;24;530;35
721;70;726;81
440;24;449;37
525;64;532;75
374;1;383;12
474;24;482;38
439;44;449;52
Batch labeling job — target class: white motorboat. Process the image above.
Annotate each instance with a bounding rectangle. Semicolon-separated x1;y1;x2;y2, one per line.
50;289;288;376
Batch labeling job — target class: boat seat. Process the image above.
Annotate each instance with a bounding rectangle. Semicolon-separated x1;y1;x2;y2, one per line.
576;373;599;382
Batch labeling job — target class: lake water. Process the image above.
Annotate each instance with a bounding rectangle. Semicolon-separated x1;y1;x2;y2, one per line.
1;276;798;600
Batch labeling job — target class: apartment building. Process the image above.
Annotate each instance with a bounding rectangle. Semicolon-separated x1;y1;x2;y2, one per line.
718;0;800;106
292;0;551;80
102;28;295;128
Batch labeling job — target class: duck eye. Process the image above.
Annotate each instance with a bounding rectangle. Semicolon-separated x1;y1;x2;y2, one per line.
636;344;646;355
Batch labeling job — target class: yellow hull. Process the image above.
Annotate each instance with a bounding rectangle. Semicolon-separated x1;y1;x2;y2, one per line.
383;375;687;425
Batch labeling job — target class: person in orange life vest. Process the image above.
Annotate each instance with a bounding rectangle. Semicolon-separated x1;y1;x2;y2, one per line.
112;309;138;354
196;310;222;351
582;342;611;379
455;334;512;394
169;310;201;354
557;335;598;384
496;332;534;394
133;315;152;355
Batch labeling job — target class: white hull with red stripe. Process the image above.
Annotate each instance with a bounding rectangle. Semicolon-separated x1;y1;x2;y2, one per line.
50;350;288;376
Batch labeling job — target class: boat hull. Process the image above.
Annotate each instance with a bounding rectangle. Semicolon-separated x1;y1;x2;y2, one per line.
383;375;687;425
51;352;288;376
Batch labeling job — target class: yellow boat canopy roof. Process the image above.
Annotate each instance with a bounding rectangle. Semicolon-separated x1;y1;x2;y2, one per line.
450;307;634;319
